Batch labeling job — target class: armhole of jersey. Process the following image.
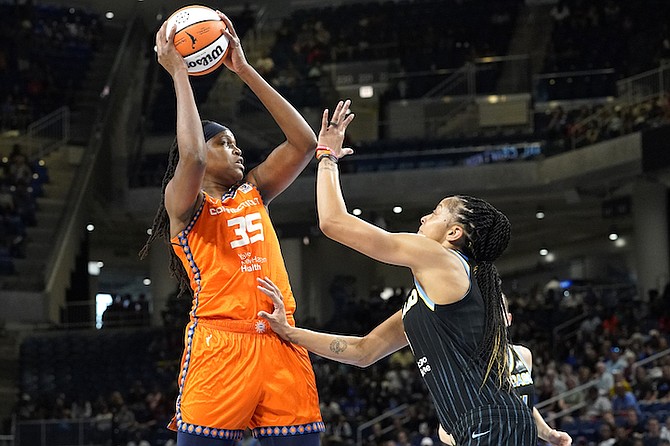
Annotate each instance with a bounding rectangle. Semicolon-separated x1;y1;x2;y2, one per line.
513;345;533;373
413;249;472;310
413;278;436;311
172;192;207;243
449;248;471;277
447;248;472;303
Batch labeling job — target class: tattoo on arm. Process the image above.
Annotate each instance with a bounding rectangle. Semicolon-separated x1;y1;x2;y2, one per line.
330;338;348;354
319;160;338;171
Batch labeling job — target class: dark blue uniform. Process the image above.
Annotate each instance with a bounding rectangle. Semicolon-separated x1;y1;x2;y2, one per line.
401;249;537;445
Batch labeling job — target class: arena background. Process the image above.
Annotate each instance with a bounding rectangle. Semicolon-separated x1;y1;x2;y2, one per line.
0;0;669;445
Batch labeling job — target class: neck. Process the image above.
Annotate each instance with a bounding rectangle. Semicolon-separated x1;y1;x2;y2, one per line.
202;179;238;198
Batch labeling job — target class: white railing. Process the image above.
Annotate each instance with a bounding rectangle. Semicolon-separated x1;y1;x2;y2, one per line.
25;106;70;160
15;418;102;446
536;347;670;422
356;403;409;446
617;63;670;105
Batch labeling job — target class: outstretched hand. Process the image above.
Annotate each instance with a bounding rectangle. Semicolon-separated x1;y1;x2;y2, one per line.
318;100;355;159
257;277;292;340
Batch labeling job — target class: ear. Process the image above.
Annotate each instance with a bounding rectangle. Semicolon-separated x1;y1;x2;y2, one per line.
445;224;464;243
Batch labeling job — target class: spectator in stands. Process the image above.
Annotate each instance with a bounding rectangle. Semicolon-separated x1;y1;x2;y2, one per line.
8;152;32;187
645;417;663;446
606;347;629;374
660;418;670;442
655;365;670;400
596;361;615;395
631;366;656;402
558;375;585;413
611;381;642;419
614;424;635;446
70;395;92;419
583;386;613;419
624;407;646;436
597;422;616;446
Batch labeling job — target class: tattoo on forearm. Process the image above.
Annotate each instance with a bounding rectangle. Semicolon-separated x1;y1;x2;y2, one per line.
319;160;338;171
330;338;348;354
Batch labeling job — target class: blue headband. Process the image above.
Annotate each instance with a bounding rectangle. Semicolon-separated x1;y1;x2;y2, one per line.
202;121;228;142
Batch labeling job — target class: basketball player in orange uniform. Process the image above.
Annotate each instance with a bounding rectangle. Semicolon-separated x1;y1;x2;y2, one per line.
142;12;323;446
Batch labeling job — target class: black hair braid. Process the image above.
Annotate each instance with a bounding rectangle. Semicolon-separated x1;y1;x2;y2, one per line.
456;195;511;389
139;140;193;298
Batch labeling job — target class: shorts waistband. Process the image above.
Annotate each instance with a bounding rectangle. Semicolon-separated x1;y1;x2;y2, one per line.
196;318;274;334
452;404;532;434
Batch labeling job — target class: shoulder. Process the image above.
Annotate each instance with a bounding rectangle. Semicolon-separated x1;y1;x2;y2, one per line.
512;344;533;370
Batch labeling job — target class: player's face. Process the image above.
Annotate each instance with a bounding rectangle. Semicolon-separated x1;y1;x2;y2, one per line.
418;197;460;241
206;129;245;184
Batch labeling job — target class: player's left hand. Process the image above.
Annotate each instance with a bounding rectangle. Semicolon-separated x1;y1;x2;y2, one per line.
318;100;355;159
257;277;291;340
217;11;249;74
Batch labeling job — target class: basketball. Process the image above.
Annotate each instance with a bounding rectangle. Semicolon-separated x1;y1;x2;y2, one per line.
165;5;230;76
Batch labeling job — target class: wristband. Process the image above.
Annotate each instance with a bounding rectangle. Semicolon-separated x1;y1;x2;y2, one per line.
316;145;335;156
316;145;338;163
317;152;338;163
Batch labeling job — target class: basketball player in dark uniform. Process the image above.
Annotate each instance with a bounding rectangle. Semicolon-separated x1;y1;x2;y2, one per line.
504;296;573;446
256;101;539;445
438;296;572;445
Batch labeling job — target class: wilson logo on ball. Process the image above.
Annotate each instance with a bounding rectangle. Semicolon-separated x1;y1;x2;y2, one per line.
187;45;227;70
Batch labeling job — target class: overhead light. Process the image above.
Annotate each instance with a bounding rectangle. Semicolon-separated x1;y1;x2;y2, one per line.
393;206;403;214
359;85;374;98
539;248;549;256
352;208;362;216
535;207;545;219
379;287;394;301
302;236;310;246
86;223;95;232
143;278;152;286
88;261;103;276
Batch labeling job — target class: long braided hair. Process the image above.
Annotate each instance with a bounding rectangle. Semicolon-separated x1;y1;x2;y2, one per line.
139;121;233;298
138;138;193;298
452;195;512;389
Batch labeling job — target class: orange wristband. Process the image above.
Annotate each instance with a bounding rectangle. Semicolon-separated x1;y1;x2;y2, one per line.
316;145;337;162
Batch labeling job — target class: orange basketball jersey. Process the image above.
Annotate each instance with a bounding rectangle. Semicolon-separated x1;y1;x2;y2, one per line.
171;183;297;325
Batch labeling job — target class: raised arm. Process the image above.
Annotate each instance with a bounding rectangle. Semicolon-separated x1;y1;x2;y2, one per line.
257;277;408;367
155;22;208;232
217;12;316;203
315;101;444;269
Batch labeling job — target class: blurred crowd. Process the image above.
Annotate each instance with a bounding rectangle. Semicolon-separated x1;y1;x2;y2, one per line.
11;277;670;446
0;2;102;133
0;144;43;277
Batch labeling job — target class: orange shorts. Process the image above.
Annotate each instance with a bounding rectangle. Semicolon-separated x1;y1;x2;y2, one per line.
168;318;324;441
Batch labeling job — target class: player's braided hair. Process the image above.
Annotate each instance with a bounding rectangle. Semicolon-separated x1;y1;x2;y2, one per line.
453;195;512;389
139;121;233;298
138;139;193;298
